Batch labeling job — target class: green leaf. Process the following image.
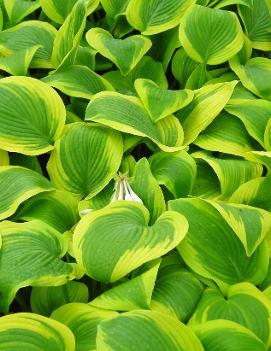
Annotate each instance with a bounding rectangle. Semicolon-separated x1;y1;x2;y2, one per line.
9;153;42;174
51;303;118;351
169;198;269;288
190;282;271;347
85;91;185;152
3;0;40;25
0;220;81;313
0;76;65;155
101;0;130;18
172;47;199;88
97;310;204;351
177;81;237;145
0;149;9;166
134;79;193;122
179;5;244;65
151;265;203;322
73;201;188;283
0;313;75;351
31;281;89;317
126;0;196;35
86;28;152;76
89;259;160;311
149;150;197;198
0;166;53;221
42;65;114;99
215;0;253;9
47;122;123;200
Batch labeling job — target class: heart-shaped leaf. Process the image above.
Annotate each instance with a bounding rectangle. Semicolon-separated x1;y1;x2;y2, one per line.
4;0;40;25
86;28;152;76
134;78;194;122
73;201;188;283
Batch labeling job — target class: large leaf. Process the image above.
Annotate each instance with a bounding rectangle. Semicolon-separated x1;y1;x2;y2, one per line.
86;28;152;76
179;5;244;65
101;0;130;18
126;0;196;35
0;166;53;221
47;122;123;200
0;313;75;351
0;76;65;155
3;0;40;25
85;91;185;152
97;310;204;350
73;201;188;283
0;220;81;313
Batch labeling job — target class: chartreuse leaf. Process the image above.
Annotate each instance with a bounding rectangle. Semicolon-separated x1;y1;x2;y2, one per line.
189;283;271;347
0;313;75;351
0;166;53;221
238;0;271;51
225;99;271;149
51;303;118;351
215;0;253;9
172;48;198;88
192;152;262;199
40;0;99;24
97;310;204;351
134;79;194;122
130;158;166;224
149;150;196;198
73;201;188;283
3;0;40;25
0;149;8;165
0;20;57;68
194;320;266;351
86;28;152;76
126;0;195;36
194;111;259;156
51;0;89;70
85;92;185;152
151;265;203;322
31;281;89;317
42;65;114;99
177;81;237;145
179;5;244;65
245;151;271;172
14;190;79;232
0;76;66;155
0;7;3;30
89;259;160;311
169;198;269;287
0;220;81;313
47;123;123;200
101;0;130;18
231;57;271;101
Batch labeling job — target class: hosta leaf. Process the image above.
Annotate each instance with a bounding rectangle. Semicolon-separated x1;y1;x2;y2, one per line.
126;0;196;36
238;0;271;51
0;149;9;166
97;310;204;351
9;154;42;174
245;151;271;172
47;123;123;200
190;283;271;346
0;76;65;155
0;20;56;68
194;111;259;156
31;281;89;317
101;0;130;18
172;47;199;88
52;0;89;70
191;160;220;199
51;303;118;351
14;190;79;232
0;220;80;313
0;166;53;221
134;78;194;122
151;265;203;322
169;198;269;287
89;259;160;311
73;201;188;283
177;81;238;145
215;0;253;9
192;151;262;199
179;5;244;65
194;320;266;351
0;313;75;351
85;91;185;152
86;28;152;76
42;65;114;99
3;0;40;25
40;0;99;24
130;158;166;224
149;150;197;198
